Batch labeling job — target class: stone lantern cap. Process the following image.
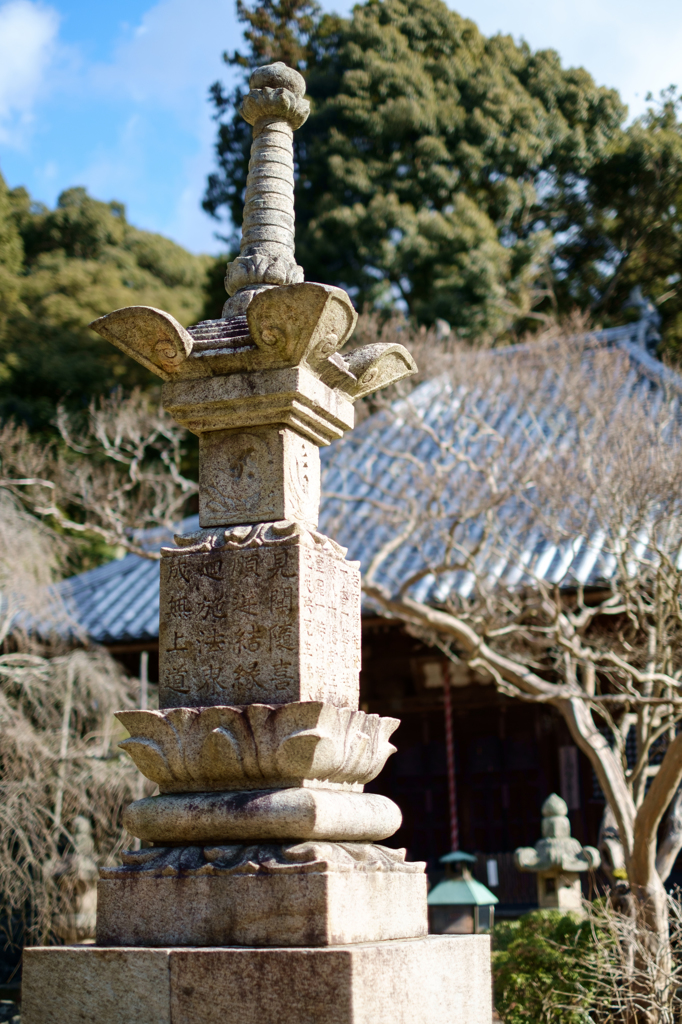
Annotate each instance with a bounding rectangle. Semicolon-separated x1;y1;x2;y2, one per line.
514;793;600;875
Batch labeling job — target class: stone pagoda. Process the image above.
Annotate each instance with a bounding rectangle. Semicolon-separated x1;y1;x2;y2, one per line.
23;63;491;1024
515;794;600;913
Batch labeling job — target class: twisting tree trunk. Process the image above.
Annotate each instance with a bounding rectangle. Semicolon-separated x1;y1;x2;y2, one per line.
320;331;682;1019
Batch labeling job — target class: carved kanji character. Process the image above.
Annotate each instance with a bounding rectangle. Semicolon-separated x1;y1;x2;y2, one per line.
234;623;266;654
234;661;262;690
197;662;228;697
166;631;189;652
166;672;190;694
270;587;293;617
241;551;261;578
199;559;223;580
272;548;297;578
272;657;296;690
168;562;191;584
199;628;226;652
270;623;296;652
199;597;227;620
231;590;259;616
169;595;192;618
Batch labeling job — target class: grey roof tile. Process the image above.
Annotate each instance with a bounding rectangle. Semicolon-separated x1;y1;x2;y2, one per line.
55;323;679;643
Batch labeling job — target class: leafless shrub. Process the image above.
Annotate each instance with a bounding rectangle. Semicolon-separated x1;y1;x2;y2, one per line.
0;387;197;561
0;647;140;946
0;479;143;946
322;324;682;946
574;893;682;1024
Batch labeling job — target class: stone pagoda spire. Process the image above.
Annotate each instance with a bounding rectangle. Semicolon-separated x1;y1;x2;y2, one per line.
21;63;493;1024
224;62;309;316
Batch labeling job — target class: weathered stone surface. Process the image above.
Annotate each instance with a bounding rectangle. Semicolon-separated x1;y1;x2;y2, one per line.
21;59;491;1024
98;867;426;946
23;937;491;1024
319;343;418;399
101;841;423;877
198;425;320;527
122;788;401;844
162;364;354;444
171;937;491;1024
90;285;416;398
515;794;600;913
223;62;309;317
89;305;193;382
159;537;361;709
117;702;398;793
515;793;601;873
22;946;172;1024
246;282;358;375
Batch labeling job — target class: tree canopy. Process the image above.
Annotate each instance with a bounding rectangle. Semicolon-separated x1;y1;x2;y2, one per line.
205;0;627;336
205;0;682;353
0;177;220;431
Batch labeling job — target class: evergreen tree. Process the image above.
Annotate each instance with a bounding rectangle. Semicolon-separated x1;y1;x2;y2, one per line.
0;183;219;431
553;88;682;356
205;0;625;337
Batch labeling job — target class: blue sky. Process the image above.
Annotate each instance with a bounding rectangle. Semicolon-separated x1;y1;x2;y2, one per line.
1;0;681;256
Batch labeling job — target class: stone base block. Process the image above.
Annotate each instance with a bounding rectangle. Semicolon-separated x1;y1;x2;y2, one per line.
96;868;427;946
22;935;492;1024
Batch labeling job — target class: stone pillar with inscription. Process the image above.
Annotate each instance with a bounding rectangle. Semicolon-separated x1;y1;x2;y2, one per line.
22;62;493;1024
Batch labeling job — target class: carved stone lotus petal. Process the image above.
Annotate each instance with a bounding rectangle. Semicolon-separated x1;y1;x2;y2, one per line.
118;707;196;787
101;842;425;879
185;706;259;787
116;702;398;793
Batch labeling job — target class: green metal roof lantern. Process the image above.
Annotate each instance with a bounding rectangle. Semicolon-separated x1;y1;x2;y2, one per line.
428;852;498;935
428;878;499;908
438;851;477;866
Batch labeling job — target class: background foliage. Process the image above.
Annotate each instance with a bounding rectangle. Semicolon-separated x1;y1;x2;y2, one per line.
0;177;223;432
205;0;682;354
493;911;594;1024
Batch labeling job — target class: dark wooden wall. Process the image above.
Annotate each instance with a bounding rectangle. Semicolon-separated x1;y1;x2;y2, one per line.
359;619;605;873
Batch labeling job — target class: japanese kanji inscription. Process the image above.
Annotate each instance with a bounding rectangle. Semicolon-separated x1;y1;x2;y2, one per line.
159;540;361;708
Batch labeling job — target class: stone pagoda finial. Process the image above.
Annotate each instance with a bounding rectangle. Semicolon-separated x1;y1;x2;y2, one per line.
515;794;600;913
223;62;310;317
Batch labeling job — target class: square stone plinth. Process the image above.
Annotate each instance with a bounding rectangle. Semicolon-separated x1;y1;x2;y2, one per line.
159;540;361;708
97;870;427;947
162;366;354;447
22;936;492;1024
198;426;320;528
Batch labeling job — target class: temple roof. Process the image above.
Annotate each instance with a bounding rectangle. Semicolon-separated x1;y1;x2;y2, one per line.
57;318;681;645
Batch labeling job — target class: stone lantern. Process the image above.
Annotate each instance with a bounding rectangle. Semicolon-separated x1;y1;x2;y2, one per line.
514;794;600;912
428;852;498;934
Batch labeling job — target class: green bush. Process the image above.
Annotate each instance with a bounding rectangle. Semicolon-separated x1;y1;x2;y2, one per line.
493;911;596;1024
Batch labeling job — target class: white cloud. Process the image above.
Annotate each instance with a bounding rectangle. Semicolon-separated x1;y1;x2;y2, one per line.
69;0;242;251
0;0;59;145
91;0;240;121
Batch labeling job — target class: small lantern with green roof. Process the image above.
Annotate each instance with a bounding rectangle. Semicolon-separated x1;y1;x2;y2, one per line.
427;852;499;934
